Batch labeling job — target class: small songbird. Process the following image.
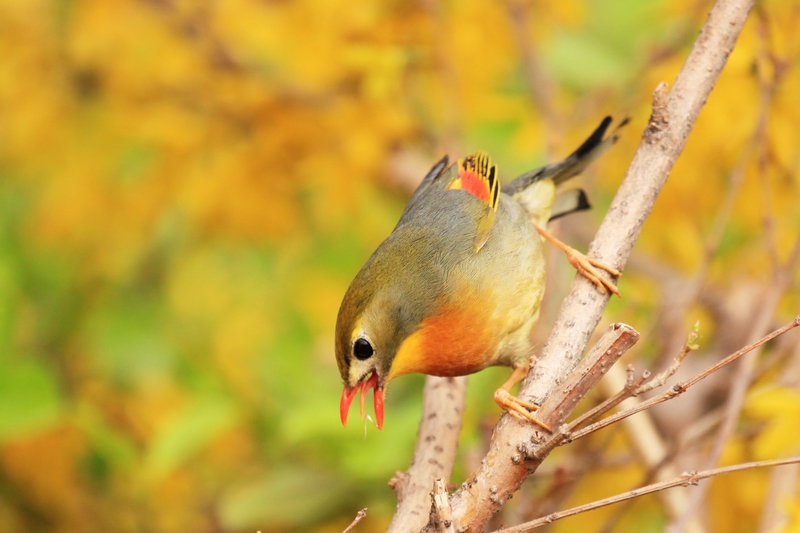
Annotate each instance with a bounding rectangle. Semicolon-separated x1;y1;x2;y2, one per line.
336;117;625;430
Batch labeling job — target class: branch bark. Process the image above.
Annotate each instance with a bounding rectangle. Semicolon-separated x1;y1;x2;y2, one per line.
387;376;467;533
387;0;757;530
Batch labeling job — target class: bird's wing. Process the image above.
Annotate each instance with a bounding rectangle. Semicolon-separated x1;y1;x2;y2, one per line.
397;152;500;253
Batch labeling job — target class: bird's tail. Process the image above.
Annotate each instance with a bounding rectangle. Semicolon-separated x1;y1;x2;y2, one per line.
502;117;628;224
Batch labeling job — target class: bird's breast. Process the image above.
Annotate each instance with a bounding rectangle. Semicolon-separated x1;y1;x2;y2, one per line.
387;290;497;381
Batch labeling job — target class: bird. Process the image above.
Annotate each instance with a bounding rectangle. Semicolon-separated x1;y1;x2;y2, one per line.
335;117;626;431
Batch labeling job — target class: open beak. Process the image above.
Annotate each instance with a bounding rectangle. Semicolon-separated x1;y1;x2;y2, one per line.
340;372;384;429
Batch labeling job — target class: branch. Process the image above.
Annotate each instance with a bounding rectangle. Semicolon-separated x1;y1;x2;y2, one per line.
566;316;800;442
432;478;456;533
342;508;367;533
670;237;800;532
387;376;467;533
437;0;757;529
493;456;800;533
531;324;641;459
428;325;637;532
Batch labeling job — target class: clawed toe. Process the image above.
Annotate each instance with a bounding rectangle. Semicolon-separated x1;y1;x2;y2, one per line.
494;389;551;432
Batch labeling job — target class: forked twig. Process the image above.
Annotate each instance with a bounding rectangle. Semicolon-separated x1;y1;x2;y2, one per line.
566;317;800;443
566;323;700;433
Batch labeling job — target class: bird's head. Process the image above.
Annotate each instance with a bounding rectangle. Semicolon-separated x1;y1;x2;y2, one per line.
335;277;413;430
335;236;437;430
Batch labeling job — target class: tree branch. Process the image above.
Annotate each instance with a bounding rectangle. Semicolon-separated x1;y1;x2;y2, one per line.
387;376;467;533
434;0;756;529
493;456;800;533
566;317;800;442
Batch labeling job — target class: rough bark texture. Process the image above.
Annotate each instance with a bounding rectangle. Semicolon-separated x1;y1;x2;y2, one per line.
387;376;467;533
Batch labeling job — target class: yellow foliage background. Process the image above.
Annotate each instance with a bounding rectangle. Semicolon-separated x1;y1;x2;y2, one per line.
0;0;799;532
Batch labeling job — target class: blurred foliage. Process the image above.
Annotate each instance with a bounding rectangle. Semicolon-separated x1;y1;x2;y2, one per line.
0;0;798;532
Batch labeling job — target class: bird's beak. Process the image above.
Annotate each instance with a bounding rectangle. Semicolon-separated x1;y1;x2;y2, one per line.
340;372;384;430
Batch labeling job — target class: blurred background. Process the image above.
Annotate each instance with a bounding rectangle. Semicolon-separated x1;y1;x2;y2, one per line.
1;0;799;531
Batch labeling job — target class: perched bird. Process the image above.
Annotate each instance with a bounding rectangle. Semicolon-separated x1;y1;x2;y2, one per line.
336;117;626;431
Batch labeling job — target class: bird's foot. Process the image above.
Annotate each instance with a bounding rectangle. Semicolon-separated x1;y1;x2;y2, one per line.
534;225;621;297
493;389;552;432
562;246;621;297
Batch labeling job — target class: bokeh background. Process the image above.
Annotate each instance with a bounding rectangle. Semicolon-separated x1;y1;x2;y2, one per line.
1;0;799;531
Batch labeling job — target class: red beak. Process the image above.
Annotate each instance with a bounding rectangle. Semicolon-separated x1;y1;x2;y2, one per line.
340;372;384;429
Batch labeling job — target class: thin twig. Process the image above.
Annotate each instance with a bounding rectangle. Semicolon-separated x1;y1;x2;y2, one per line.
636;323;700;395
567;367;650;431
596;365;701;533
567;317;800;443
342;508;367;533
671;234;800;532
492;457;800;532
564;326;698;458
531;324;641;459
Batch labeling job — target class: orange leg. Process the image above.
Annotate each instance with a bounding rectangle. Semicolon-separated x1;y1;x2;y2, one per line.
535;225;621;297
493;363;552;432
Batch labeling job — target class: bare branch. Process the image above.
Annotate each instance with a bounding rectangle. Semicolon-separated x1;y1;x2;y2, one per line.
531;324;641;458
567;322;695;443
435;325;637;532
568;317;800;443
492;457;800;533
342;508;367;533
665;14;799;527
596;365;700;531
387;376;466;533
431;479;456;533
568;366;650;431
670;238;800;531
637;323;700;395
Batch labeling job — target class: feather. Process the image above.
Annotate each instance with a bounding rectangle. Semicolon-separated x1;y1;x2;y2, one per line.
449;152;500;252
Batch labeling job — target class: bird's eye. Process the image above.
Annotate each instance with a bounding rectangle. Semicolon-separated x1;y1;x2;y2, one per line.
353;338;374;360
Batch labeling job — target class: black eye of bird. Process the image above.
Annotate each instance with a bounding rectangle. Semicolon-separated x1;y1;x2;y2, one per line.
353;338;374;360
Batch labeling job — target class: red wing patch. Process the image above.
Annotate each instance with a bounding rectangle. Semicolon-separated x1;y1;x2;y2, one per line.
449;152;499;210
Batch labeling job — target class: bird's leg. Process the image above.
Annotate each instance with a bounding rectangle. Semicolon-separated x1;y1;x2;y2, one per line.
493;364;552;432
534;224;622;297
